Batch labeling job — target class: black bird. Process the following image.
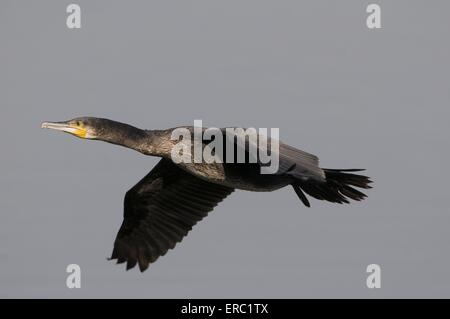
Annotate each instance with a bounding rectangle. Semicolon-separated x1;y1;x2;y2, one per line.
42;117;372;271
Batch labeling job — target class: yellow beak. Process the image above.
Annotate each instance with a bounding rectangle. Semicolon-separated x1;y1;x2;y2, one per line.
41;121;87;138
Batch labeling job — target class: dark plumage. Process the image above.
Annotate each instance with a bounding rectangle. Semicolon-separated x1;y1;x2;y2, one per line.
42;117;372;271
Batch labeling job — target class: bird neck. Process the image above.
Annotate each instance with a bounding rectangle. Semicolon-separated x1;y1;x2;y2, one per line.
99;123;161;156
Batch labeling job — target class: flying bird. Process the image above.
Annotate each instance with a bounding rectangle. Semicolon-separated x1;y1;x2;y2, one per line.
42;117;372;271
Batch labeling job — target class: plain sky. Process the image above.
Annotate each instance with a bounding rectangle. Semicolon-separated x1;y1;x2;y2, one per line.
1;0;449;298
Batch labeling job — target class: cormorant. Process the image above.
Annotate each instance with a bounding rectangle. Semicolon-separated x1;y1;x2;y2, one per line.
42;117;372;272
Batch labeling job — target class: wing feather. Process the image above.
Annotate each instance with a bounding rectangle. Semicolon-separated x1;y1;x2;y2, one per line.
110;158;234;271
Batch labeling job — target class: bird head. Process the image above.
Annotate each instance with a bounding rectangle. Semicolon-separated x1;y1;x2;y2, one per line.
41;117;108;139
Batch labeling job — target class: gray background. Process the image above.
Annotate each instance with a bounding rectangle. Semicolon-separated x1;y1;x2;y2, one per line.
1;0;449;298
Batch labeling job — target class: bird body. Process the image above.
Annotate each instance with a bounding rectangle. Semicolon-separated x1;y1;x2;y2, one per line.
42;117;372;271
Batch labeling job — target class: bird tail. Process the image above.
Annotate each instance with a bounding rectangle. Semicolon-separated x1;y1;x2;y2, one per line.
292;169;372;207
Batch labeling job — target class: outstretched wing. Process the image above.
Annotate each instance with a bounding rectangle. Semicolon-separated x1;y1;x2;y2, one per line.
277;142;325;180
223;129;325;181
110;158;234;271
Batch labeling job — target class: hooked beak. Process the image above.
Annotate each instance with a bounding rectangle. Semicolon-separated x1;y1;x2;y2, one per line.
41;121;87;138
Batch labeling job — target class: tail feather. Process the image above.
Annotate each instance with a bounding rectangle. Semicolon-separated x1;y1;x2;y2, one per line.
292;169;372;207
